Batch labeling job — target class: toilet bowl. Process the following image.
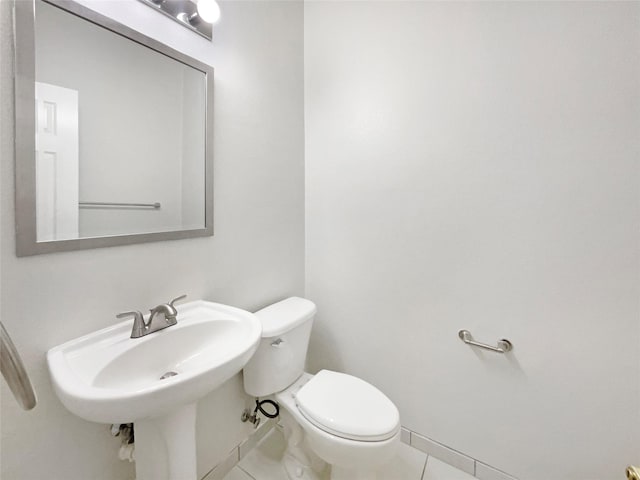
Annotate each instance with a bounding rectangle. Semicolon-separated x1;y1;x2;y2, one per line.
276;372;400;480
243;297;400;480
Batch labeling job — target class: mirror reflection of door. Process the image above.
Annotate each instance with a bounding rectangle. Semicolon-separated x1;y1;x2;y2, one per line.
35;81;79;241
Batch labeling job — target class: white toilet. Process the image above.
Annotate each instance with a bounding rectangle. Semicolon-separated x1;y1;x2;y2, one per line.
243;297;400;480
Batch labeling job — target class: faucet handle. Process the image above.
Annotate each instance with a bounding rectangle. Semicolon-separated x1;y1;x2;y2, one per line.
169;294;187;307
116;311;144;320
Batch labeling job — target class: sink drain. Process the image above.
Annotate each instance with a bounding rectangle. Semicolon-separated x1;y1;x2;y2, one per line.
160;371;178;380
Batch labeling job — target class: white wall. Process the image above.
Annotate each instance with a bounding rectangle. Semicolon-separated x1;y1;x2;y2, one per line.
1;0;304;478
305;2;640;480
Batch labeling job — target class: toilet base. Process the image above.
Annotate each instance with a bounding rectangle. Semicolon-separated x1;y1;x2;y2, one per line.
330;465;381;480
280;406;327;480
282;451;323;480
275;374;399;480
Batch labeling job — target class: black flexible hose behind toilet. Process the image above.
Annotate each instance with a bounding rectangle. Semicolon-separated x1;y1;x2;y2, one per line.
254;398;279;418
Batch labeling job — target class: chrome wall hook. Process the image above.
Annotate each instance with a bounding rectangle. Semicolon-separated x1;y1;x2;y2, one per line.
458;329;513;353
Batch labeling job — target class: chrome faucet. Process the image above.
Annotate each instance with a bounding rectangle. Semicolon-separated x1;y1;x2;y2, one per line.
117;295;187;339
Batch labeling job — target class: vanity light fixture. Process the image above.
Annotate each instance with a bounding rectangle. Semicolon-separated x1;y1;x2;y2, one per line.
194;0;221;24
137;0;220;40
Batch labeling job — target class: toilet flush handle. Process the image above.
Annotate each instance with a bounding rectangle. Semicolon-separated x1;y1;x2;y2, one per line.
271;338;285;348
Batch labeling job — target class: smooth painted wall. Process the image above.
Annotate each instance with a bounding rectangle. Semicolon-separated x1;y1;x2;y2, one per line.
305;2;640;479
0;0;304;479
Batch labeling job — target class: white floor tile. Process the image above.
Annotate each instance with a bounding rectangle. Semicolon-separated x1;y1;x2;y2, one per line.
237;429;288;480
222;466;254;480
423;456;476;480
233;422;478;480
377;442;427;480
203;448;240;480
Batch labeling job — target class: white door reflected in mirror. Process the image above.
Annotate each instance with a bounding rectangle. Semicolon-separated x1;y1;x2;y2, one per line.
35;81;79;242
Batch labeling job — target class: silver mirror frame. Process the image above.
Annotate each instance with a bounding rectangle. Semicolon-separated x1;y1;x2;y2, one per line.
13;0;214;257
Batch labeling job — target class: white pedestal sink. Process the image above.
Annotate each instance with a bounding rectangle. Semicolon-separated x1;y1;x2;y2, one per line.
134;403;198;480
47;300;262;480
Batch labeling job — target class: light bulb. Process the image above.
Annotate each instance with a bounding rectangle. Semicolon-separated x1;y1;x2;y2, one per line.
196;0;220;24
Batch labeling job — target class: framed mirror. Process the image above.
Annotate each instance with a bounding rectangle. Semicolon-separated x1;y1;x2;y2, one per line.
14;0;214;256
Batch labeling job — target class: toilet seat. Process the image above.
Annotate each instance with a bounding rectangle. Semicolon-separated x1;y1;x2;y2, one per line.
294;370;400;442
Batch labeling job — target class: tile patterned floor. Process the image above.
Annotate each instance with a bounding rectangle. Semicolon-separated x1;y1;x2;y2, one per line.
223;428;476;480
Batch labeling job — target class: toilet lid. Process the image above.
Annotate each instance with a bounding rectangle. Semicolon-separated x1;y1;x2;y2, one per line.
294;370;400;442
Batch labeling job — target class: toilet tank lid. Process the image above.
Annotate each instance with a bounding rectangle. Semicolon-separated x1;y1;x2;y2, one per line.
254;297;317;338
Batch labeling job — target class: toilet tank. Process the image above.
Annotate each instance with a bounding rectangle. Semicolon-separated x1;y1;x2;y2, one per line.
243;297;316;398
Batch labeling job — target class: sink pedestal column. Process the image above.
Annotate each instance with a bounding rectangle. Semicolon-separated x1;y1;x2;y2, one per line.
134;402;198;480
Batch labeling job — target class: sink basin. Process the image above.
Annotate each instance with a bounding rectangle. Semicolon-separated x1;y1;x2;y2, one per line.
48;300;261;424
48;300;262;480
